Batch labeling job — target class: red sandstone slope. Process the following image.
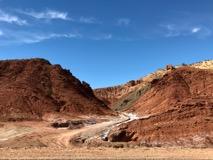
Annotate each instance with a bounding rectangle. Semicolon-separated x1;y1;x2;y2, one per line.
108;67;213;147
130;67;213;115
94;65;176;109
94;60;213;111
0;58;111;121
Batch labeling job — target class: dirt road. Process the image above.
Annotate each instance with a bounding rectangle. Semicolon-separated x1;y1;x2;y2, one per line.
54;113;134;147
0;113;133;148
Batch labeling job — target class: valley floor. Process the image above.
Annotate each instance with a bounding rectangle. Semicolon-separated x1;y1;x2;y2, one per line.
0;114;212;160
0;147;213;160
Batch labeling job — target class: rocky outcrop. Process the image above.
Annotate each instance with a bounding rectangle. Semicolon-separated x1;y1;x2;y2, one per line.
51;119;96;129
108;129;136;142
166;64;175;71
0;58;112;121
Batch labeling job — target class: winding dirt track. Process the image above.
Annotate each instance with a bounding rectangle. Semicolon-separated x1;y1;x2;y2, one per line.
54;113;131;147
0;113;132;148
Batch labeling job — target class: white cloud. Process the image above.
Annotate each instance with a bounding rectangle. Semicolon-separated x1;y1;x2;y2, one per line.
0;10;27;25
19;33;81;43
160;23;212;38
0;30;81;45
19;9;70;20
79;16;98;24
17;9;102;24
117;18;130;26
192;27;201;33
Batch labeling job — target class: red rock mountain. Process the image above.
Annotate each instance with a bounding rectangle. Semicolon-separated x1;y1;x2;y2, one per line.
108;66;213;147
130;66;213;115
94;60;213;111
0;58;111;121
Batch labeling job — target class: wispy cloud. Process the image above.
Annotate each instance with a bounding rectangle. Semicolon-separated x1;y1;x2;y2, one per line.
0;30;81;45
18;9;71;21
91;34;112;40
0;10;27;25
117;18;130;26
19;33;81;43
0;30;114;45
160;23;212;38
79;16;99;24
17;9;102;24
160;24;180;37
102;34;112;40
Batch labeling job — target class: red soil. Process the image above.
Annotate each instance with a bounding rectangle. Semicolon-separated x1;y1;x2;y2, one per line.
130;67;213;115
108;67;213;147
0;58;111;121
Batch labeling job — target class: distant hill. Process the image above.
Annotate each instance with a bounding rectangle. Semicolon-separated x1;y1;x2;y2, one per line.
0;58;112;121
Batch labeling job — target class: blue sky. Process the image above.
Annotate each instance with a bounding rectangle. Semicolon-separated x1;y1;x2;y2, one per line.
0;0;212;88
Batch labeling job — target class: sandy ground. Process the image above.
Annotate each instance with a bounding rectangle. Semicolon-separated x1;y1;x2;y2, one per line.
0;126;33;142
0;147;213;159
0;114;130;148
0;114;212;159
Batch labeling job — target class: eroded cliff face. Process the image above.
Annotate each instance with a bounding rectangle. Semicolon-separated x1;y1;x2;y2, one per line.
94;79;144;106
108;66;213;147
0;58;112;121
94;68;168;109
94;60;213;111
